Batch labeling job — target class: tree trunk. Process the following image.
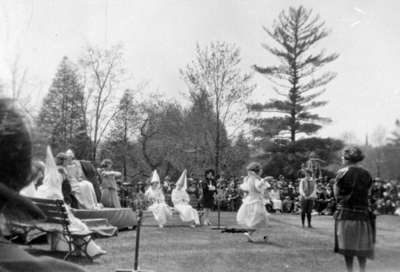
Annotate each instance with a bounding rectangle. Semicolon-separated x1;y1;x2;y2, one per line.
215;103;220;175
123;112;128;181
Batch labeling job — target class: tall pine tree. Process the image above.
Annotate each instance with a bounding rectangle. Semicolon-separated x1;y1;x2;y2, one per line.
249;6;338;143
38;56;89;157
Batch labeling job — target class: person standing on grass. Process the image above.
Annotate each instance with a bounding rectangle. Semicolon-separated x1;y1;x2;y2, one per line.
334;146;375;272
98;159;122;208
299;168;317;228
236;162;269;243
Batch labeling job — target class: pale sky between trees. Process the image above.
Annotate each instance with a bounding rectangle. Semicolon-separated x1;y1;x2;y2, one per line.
1;0;400;145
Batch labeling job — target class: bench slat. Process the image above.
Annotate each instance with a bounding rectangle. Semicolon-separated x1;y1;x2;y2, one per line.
29;198;61;204
45;217;70;225
34;204;67;214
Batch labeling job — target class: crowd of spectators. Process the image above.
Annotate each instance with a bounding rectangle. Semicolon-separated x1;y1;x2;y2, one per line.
122;173;400;216
371;178;400;215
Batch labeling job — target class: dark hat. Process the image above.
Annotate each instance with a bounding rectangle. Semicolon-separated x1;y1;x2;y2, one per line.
0;99;45;221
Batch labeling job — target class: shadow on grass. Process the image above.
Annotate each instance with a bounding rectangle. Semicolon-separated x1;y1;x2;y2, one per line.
25;248;98;266
270;216;332;237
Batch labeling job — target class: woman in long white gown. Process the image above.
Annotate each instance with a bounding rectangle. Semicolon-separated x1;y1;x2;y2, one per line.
171;170;200;227
63;149;99;210
35;146;106;258
145;170;172;228
237;162;270;242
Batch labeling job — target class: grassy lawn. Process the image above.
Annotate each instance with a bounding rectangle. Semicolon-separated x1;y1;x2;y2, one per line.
27;213;400;272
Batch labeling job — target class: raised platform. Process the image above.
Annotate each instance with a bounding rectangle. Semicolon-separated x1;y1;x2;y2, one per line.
73;208;137;230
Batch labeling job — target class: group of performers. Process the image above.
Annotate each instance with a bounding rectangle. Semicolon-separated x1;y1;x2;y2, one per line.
145;169;201;228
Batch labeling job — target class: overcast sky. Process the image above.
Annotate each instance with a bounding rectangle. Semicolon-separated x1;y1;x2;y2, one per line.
1;0;399;144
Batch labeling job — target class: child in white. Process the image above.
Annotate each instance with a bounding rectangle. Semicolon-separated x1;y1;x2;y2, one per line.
171;169;200;227
237;162;269;242
145;170;172;228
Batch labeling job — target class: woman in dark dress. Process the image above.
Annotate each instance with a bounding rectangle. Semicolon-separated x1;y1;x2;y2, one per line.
334;146;375;272
201;169;216;225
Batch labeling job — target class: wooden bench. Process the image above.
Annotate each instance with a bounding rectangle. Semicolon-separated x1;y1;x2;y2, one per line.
14;198;95;261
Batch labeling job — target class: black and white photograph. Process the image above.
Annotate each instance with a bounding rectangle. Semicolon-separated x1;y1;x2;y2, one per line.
0;1;399;271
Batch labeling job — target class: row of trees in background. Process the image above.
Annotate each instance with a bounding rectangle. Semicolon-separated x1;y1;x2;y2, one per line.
34;42;253;182
362;121;400;180
34;6;400;182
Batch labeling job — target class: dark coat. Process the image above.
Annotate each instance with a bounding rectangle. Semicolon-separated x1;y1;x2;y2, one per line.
201;178;216;209
79;160;102;202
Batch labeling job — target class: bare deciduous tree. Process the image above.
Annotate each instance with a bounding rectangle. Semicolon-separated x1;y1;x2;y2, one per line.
79;44;125;161
181;42;255;174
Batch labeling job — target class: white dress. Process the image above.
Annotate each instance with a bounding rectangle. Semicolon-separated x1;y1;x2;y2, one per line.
145;187;172;226
171;189;200;224
65;161;99;209
236;172;269;228
269;189;282;211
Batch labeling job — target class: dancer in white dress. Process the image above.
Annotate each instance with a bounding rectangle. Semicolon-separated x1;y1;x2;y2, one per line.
145;170;172;228
237;162;270;242
171;169;200;228
35;146;106;258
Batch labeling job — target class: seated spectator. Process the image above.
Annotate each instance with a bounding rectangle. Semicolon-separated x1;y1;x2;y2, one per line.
226;182;240;211
55;153;78;208
315;186;330;214
282;196;294;213
62;149;100;209
395;201;400;216
269;184;282;213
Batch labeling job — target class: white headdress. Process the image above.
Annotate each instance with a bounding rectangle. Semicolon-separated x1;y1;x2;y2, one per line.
176;169;187;190
65;149;75;158
151;170;160;184
36;146;63;199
